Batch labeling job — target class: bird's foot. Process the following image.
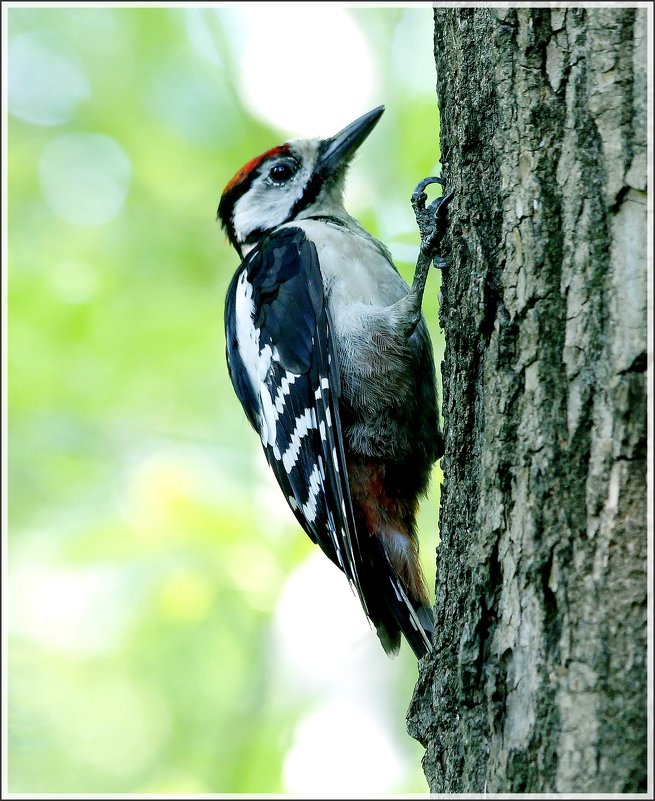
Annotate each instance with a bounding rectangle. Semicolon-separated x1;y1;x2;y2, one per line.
411;176;454;267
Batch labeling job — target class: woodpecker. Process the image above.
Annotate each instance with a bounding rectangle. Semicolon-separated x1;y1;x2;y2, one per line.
217;105;451;658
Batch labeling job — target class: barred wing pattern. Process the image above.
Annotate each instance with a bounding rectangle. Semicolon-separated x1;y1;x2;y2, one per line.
224;225;431;657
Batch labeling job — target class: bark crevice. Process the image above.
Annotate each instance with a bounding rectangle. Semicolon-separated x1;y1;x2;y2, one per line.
407;8;648;794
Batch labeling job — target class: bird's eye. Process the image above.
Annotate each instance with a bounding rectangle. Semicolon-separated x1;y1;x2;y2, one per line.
269;162;296;183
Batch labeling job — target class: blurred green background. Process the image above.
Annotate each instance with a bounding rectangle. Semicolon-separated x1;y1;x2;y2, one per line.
6;5;444;794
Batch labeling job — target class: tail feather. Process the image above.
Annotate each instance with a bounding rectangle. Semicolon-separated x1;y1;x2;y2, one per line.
374;594;433;659
361;538;434;659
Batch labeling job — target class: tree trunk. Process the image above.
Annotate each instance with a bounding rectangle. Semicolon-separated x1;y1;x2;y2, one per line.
407;7;648;794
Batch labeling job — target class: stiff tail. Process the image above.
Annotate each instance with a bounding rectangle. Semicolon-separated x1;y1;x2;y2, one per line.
362;537;434;659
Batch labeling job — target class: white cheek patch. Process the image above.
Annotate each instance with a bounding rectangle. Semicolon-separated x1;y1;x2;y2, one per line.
232;143;318;244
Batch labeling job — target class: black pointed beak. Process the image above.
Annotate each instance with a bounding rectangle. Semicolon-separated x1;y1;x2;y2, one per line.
317;105;385;177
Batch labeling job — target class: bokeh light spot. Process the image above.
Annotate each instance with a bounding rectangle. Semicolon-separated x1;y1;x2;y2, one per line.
225;5;377;136
158;571;215;623
283;701;404;794
8;31;91;126
39;133;131;226
49;259;100;304
9;563;133;655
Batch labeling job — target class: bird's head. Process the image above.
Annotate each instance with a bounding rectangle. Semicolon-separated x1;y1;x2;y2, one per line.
217;105;384;258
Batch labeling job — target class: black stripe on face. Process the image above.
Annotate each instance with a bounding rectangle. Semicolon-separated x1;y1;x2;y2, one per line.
241;227;267;248
287;138;335;221
217;182;251;258
288;171;324;221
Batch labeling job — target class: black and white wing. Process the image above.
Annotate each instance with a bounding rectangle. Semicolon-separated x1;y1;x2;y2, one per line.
224;227;366;601
224;225;432;657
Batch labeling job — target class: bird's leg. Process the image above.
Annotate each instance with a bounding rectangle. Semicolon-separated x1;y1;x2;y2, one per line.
412;176;453;266
403;177;454;336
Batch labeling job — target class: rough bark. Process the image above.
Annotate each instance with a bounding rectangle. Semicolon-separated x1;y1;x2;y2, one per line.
407;7;648;794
